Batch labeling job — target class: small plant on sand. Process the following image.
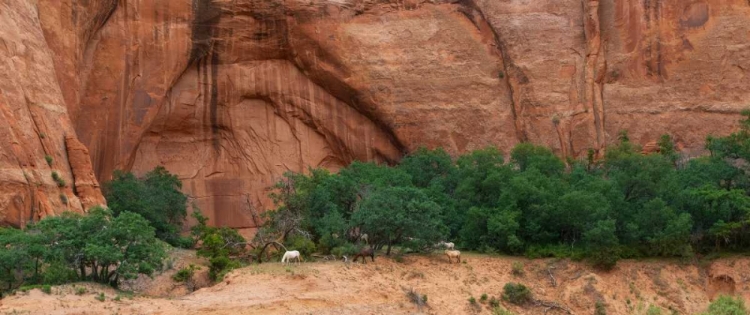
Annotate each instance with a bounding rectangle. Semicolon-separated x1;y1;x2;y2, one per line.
405;287;427;311
469;296;478;305
41;285;51;294
75;287;87;295
492;307;516;315
489;296;500;308
647;305;663;315
114;295;121;302
480;293;488;303
595;300;607;315
172;264;201;292
511;261;524;277
502;283;532;305
95;292;105;302
44;155;53;166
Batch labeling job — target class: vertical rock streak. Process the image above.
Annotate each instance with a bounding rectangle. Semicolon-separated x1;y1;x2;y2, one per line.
583;0;607;154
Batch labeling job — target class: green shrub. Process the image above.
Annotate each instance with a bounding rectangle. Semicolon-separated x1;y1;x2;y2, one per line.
595;301;607;315
489;296;500;308
172;264;200;283
18;284;51;294
700;295;747;315
208;256;239;281
51;171;65;187
95;292;105;302
59;193;68;204
468;296;477;305
44;155;53;166
42;262;77;285
480;293;488;302
331;243;359;257
502;283;532;305
76;287;87;295
492;307;516;315
511;261;524;276
174;236;196;249
647;305;663;315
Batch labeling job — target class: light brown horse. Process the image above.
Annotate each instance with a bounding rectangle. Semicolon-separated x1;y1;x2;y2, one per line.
445;250;461;263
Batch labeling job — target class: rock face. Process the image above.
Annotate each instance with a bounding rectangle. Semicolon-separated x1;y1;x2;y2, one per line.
1;0;749;228
0;0;107;227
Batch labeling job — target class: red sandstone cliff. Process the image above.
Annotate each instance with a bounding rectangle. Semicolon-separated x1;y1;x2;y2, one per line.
1;0;748;228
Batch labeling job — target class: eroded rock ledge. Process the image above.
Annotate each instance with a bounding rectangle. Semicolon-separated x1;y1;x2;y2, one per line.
1;0;748;228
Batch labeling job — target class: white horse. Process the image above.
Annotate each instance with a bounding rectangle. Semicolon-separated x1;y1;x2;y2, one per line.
361;233;369;244
281;250;302;265
437;241;455;250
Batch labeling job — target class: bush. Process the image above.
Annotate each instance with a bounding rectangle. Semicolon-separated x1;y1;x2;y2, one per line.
511;262;524;276
647;305;663;315
76;287;87;295
44;155;53;166
502;283;532;305
18;284;51;294
95;292;105;302
489;296;500;308
468;296;477;305
173;236;196;249
595;301;607;315
492;307;516;315
42;262;77;285
700;295;747;315
480;293;488;302
331;243;359;257
172;264;200;283
208;256;239;281
51;171;65;187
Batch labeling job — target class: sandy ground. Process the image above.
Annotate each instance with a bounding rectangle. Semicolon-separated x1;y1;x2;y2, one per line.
1;253;749;315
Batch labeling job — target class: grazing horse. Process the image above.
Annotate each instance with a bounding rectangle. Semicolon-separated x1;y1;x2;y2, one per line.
352;247;375;264
281;250;302;265
445;250;461;264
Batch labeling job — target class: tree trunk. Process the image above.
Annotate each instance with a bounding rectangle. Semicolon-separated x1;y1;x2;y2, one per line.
79;261;86;280
387;238;392;256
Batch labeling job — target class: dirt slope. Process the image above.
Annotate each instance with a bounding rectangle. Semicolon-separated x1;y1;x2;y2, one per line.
1;254;748;315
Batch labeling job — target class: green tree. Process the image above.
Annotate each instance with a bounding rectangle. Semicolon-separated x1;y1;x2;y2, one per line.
104;166;190;247
353;186;447;254
0;228;30;290
583;219;620;270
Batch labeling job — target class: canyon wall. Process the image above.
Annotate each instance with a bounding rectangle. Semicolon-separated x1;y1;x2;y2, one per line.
1;0;748;228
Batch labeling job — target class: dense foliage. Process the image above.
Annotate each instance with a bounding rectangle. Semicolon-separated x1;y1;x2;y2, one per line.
0;207;166;290
700;295;747;315
104;166;193;247
190;210;244;281
263;113;750;268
